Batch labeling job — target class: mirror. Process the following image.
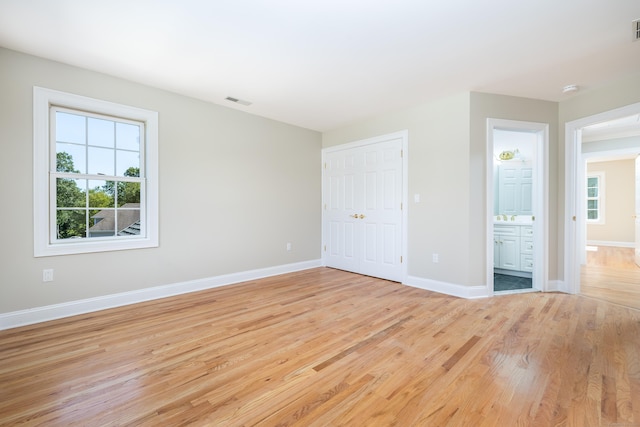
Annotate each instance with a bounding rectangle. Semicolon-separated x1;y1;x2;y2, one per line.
493;129;536;217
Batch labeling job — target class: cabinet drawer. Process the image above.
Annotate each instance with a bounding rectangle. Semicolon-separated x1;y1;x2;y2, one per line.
494;225;520;236
521;238;534;254
521;226;533;237
520;254;534;272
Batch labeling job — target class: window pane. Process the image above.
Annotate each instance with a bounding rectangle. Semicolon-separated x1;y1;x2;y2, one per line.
587;188;598;197
89;180;115;208
56;178;86;208
587;210;598;220
587;200;598;209
88;117;115;148
116;208;141;235
116;150;140;177
57;209;86;239
56;112;85;144
88;146;115;175
117;182;141;206
88;208;115;238
116;122;140;151
56;145;86;173
587;177;598;187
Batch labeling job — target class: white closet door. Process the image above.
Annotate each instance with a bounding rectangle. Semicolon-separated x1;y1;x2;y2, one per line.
323;137;403;282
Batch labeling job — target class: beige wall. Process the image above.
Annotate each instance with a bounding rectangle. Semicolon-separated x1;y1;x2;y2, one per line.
0;48;322;314
323;92;559;287
586;159;635;244
323;93;473;285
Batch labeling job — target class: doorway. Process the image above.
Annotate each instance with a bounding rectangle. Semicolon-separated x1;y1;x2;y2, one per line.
486;119;548;295
322;131;408;282
564;104;640;308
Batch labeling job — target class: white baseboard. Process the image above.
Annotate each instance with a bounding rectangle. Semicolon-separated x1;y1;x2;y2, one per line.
404;276;570;298
404;276;490;299
0;259;322;331
587;240;634;248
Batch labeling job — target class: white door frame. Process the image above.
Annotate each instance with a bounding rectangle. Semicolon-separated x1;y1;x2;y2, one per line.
563;101;640;294
486;119;549;295
321;130;409;283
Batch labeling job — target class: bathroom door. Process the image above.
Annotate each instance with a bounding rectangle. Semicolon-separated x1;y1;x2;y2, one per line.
323;133;405;282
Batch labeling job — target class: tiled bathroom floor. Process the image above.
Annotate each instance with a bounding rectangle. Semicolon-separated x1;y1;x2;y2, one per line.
494;273;532;292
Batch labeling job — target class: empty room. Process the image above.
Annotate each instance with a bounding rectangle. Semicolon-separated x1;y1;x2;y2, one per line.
1;1;639;426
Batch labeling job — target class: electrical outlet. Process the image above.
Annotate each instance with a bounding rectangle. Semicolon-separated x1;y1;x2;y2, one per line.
432;253;439;263
286;242;292;251
43;269;54;282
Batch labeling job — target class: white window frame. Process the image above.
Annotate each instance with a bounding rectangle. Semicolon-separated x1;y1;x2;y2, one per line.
586;171;605;225
34;87;158;256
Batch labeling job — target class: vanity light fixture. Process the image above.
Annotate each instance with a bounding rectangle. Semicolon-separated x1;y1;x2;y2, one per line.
498;151;515;161
498;148;520;161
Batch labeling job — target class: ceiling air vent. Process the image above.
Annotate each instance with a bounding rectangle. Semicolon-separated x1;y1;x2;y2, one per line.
225;96;252;106
633;19;640;41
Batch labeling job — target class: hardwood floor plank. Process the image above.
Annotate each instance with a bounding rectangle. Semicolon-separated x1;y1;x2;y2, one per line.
581;245;640;310
1;268;639;426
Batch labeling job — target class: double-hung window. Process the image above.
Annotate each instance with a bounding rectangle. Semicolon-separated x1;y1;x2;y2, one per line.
34;87;158;256
586;172;605;224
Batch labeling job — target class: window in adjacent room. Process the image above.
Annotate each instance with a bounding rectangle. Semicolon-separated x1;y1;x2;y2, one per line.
586;172;605;224
34;87;158;256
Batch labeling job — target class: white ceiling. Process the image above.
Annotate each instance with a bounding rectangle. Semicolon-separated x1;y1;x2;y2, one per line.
1;0;639;131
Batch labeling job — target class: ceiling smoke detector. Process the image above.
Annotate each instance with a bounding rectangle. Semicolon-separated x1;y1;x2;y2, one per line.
225;96;252;106
562;85;579;94
633;19;640;41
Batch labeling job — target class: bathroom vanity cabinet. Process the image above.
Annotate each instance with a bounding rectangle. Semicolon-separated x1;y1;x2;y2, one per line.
494;224;533;272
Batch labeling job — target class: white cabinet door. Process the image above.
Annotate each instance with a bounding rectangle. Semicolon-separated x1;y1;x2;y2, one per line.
494;225;522;271
324;137;403;282
498;235;520;270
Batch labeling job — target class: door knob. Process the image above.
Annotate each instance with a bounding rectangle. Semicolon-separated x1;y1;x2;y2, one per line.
349;214;358;218
359;214;366;219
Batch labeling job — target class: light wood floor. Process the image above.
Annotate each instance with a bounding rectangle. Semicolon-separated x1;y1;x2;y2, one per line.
1;267;639;426
581;246;640;310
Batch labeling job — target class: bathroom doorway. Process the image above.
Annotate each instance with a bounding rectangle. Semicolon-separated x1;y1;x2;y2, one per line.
486;119;548;295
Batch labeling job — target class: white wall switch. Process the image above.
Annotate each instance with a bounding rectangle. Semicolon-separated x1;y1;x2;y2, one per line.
414;193;420;203
286;243;292;251
432;254;439;263
43;269;54;282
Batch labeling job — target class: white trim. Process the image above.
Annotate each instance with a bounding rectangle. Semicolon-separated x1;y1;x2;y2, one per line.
587;240;635;248
486;119;549;296
564;101;640;295
404;276;489;299
33;86;159;257
321;130;409;283
0;259;322;331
